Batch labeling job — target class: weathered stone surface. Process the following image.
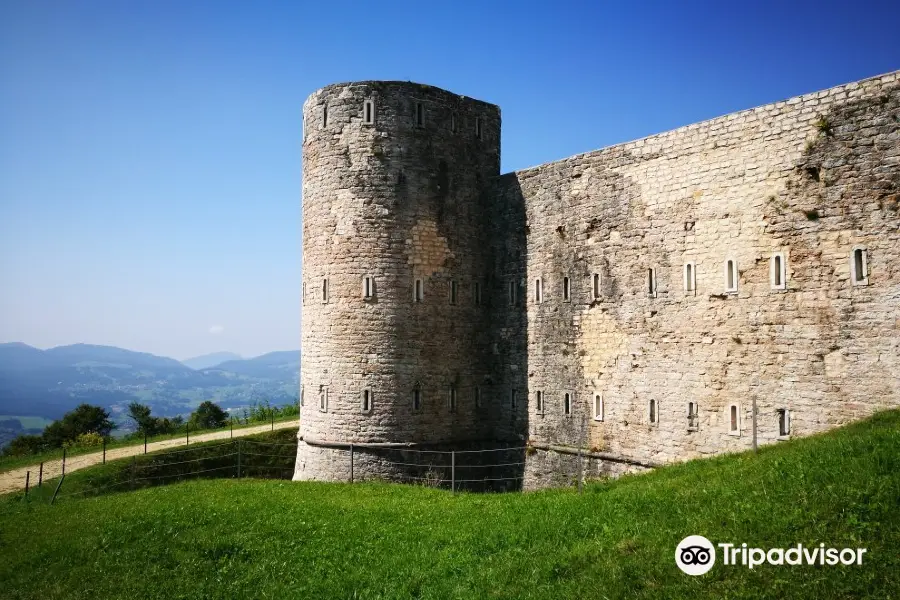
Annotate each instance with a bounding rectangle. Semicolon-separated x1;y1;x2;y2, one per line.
296;82;503;482
296;72;900;490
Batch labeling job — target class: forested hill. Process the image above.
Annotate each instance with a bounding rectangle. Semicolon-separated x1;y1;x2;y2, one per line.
0;343;300;425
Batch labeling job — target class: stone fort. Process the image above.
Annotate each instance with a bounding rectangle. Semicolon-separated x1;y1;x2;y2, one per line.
294;71;899;490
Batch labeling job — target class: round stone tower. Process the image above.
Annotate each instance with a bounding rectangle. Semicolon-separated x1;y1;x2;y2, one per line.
295;81;502;481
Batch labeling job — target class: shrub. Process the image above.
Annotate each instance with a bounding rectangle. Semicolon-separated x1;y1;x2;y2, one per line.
189;401;229;430
0;434;46;457
42;404;114;449
814;115;833;136
127;402;184;436
64;432;105;450
245;401;299;424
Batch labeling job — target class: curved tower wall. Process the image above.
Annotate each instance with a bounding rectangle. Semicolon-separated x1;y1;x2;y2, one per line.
296;82;501;481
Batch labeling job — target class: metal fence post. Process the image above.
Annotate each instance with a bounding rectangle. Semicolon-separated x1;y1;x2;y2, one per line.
144;432;148;455
25;471;30;499
451;451;456;493
102;438;106;464
186;424;190;446
349;444;354;483
50;474;65;505
62;448;66;477
38;462;43;488
237;440;242;478
271;413;274;431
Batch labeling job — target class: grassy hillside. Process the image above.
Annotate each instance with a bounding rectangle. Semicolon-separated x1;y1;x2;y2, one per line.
1;411;898;599
0;414;299;475
12;426;297;503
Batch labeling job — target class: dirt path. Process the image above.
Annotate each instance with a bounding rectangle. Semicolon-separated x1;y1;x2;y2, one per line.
0;420;299;495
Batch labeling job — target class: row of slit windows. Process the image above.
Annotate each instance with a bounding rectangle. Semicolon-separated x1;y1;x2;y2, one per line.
649;399;790;437
580;248;866;301
303;277;482;304
308;384;477;414
312;98;483;139
305;385;792;436
586;248;868;298
533;390;578;416
302;248;869;306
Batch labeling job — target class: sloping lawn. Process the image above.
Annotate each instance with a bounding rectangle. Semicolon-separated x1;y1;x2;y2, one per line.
0;411;898;599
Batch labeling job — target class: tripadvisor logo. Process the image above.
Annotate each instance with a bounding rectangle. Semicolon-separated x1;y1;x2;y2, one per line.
675;536;867;575
676;535;716;575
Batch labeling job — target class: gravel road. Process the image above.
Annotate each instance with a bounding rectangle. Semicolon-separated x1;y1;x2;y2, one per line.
0;420;299;495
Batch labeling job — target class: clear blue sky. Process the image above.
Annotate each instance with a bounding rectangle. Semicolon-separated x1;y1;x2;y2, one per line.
1;0;897;360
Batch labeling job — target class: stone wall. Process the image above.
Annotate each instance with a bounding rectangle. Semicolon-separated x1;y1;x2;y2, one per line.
492;72;900;488
523;447;649;489
296;81;503;481
297;72;900;489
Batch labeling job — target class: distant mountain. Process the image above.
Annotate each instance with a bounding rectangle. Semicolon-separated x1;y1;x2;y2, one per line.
44;343;190;371
0;342;55;370
182;352;243;370
0;343;300;426
205;351;301;379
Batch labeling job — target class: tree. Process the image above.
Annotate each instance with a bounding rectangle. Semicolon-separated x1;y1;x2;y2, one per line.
126;403;185;436
1;434;45;457
155;415;184;435
127;402;157;435
42;404;114;448
189;401;229;430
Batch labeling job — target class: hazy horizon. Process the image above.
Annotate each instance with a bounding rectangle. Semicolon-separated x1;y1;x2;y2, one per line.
2;1;898;359
0;340;298;362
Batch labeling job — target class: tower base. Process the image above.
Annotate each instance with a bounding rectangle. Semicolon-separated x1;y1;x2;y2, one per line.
294;439;524;492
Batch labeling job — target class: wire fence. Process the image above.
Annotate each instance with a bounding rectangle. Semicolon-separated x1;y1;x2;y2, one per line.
303;443;529;493
20;437;297;505
0;414;298;475
19;439;533;503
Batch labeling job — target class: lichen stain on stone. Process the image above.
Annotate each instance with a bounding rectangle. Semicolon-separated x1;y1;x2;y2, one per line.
330;189;358;237
577;308;628;380
824;350;847;379
406;218;454;275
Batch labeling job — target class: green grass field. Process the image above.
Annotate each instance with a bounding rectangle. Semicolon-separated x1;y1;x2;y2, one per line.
0;414;299;474
1;411;898;599
16;427;298;504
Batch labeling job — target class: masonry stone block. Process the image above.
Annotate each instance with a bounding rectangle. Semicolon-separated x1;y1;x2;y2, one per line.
296;72;900;490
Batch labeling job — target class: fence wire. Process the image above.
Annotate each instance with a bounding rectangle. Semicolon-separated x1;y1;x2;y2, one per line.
25;439;534;503
24;439;295;504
